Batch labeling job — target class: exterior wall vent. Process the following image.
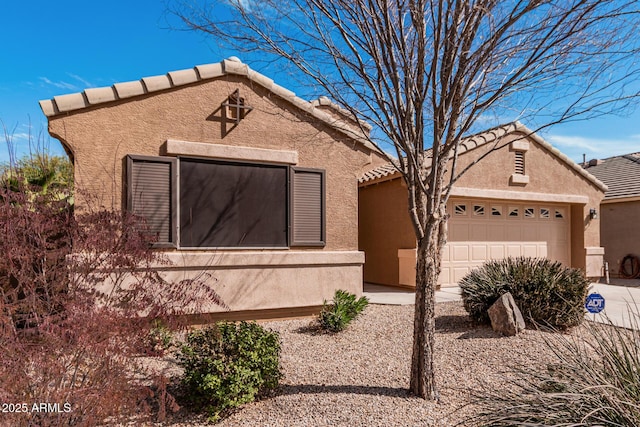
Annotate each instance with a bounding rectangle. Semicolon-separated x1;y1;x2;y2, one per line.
509;140;529;186
515;151;525;175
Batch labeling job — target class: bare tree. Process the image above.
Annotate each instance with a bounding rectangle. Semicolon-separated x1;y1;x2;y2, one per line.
170;0;640;399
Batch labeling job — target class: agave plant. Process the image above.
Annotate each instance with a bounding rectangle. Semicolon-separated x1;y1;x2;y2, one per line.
319;289;369;332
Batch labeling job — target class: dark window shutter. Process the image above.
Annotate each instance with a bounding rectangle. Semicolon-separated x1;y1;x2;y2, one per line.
290;167;325;247
127;155;176;247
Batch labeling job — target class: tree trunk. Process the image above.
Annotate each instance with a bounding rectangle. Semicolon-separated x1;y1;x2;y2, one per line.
409;221;443;400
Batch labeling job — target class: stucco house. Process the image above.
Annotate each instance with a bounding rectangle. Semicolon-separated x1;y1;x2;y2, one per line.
584;153;640;279
359;123;607;288
39;57;387;319
39;58;608;317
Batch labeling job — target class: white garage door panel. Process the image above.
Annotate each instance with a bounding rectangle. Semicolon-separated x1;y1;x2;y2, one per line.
397;200;572;288
439;241;548;287
489;245;505;259
471;245;487;261
522;244;540;258
452;245;469;261
453;267;471;283
439;200;570;287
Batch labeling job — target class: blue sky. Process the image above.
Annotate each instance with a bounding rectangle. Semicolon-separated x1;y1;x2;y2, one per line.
1;1;639;165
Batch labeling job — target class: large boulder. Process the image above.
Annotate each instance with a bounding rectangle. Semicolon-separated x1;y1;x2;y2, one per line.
488;292;526;336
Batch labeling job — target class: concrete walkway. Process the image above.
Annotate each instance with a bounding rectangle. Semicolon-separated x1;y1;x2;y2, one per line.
363;282;640;329
363;283;460;304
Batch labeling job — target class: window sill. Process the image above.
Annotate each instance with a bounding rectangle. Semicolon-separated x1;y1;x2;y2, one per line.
177;246;290;251
161;250;365;267
510;174;529;185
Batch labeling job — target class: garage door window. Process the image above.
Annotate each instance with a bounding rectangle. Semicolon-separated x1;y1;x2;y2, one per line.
524;207;535;218
540;208;550;219
509;207;519;218
491;206;502;216
454;204;467;216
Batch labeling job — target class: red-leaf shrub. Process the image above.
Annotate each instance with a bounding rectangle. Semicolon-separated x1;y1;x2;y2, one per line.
0;183;224;426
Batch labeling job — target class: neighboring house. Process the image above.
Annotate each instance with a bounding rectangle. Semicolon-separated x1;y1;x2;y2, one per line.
359;123;607;288
39;57;386;319
584;153;640;278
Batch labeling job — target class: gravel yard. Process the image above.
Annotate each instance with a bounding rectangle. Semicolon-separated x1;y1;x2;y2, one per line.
155;300;565;426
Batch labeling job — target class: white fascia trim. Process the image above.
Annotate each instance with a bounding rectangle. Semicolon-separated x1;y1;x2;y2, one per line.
165;139;298;165
451;187;589;204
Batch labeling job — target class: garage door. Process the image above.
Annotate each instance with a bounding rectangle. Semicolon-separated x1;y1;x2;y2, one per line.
439;199;570;287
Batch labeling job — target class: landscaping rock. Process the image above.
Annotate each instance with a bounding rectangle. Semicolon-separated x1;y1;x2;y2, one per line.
488;292;526;336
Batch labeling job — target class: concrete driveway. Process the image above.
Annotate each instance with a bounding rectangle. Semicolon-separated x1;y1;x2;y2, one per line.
587;282;640;329
364;282;640;330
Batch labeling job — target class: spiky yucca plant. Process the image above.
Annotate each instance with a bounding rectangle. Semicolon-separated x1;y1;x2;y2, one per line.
459;257;589;328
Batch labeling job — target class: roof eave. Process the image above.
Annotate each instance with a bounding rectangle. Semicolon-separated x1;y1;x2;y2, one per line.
39;58;378;153
512;122;608;193
358;122;609;194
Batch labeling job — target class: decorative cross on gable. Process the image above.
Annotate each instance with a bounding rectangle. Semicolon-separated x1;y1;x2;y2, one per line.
221;89;253;124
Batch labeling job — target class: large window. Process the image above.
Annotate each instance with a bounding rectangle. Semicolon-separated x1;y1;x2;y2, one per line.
180;158;288;248
127;155;325;248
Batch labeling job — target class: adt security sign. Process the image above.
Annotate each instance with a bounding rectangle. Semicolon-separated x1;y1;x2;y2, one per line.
585;293;605;314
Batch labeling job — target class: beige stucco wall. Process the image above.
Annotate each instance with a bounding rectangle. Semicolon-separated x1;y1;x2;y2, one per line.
47;75;382;315
358;178;415;286
600;200;640;277
162;251;364;312
359;130;605;286
93;251;363;315
49;75;377;251
453;131;604;275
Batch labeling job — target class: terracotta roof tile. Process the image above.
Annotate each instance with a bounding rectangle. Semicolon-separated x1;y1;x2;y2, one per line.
360;162;400;183
38;57;376;153
359;122;607;193
584;153;640;199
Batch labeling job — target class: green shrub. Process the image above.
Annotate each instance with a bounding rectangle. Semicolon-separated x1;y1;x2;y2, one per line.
319;289;369;332
459;257;589;328
178;321;282;421
145;319;175;355
472;308;640;426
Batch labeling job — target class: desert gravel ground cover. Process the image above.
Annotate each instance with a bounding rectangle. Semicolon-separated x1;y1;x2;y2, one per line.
152;300;567;426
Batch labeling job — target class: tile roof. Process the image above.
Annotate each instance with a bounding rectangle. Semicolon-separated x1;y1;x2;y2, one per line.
360;161;400;183
359;122;607;193
584;153;640;200
359;123;522;184
38;57;375;152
